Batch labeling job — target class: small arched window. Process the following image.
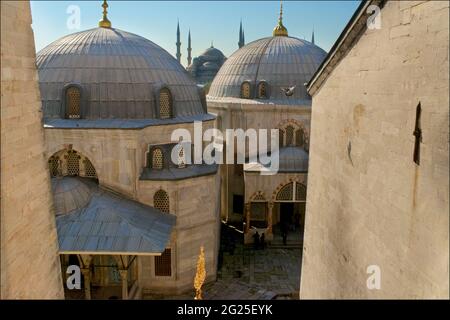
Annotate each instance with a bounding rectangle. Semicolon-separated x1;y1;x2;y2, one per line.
152;148;164;170
154;189;170;213
48;156;60;177
66;150;80;176
296;129;304;147
279;129;285;148
258;82;268;99
178;147;186;169
285;126;294;146
65;86;81;119
241;82;251;99
159;88;173;119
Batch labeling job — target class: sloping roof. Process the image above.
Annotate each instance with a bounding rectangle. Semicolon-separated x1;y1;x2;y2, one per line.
307;0;386;96
55;178;175;255
37;27;205;120
244;147;309;174
208;36;326;102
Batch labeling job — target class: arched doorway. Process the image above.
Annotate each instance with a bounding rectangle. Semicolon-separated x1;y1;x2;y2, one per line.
272;181;307;245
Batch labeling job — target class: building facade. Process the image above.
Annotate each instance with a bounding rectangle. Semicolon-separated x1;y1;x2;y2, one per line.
37;3;221;298
207;3;327;244
301;0;449;299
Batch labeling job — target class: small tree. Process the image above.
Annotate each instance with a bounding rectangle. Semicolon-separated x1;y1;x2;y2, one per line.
194;246;206;300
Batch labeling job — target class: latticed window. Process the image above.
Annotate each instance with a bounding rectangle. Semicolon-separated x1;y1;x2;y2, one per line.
155;249;171;276
241;82;251;99
48;156;60;177
253;193;265;201
159;88;173;119
279;130;284;148
296;129;304;147
285;126;294;146
83;159;97;178
258;82;267;99
154;189;170;213
276;182;294;201
295;183;307;201
66;151;80;176
66;86;81;119
178;147;186;168
152;148;164;170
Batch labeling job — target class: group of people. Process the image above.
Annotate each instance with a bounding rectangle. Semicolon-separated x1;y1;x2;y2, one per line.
252;231;266;250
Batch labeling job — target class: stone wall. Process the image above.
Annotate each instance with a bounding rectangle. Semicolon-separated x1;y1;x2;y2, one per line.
1;1;64;299
301;0;449;299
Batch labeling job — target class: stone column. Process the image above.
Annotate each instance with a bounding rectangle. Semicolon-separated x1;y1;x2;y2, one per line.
80;268;91;300
119;270;128;300
244;203;251;233
267;202;274;235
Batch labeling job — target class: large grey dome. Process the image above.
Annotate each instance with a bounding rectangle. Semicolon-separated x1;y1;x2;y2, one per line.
37;27;205;120
208;36;327;101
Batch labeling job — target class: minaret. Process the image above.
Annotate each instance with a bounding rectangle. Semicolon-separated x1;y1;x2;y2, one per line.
273;0;288;37
99;0;112;28
242;29;245;47
176;20;181;63
311;27;315;44
238;20;244;48
187;29;192;66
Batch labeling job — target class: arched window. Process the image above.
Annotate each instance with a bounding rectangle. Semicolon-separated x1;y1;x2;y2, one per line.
276;182;294;201
48;156;60;177
152;148;164;170
285;126;294;146
83;158;97;178
65;86;81;119
178;147;186;168
279;129;284;148
296;129;304;147
258;82;268;99
295;183;307;201
154;189;170;213
159;88;173;119
66;150;80;176
241;82;251;99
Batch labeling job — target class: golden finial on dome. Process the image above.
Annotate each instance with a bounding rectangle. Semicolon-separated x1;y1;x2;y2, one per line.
273;0;288;37
99;0;112;28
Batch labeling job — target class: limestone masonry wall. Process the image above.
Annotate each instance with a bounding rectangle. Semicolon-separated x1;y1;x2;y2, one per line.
300;0;449;299
1;1;64;298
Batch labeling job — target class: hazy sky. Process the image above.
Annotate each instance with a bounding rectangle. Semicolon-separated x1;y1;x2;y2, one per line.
30;1;361;67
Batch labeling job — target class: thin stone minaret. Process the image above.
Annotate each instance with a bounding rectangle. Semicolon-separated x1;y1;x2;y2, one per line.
238;20;245;48
311;28;315;44
187;29;192;66
176;20;181;62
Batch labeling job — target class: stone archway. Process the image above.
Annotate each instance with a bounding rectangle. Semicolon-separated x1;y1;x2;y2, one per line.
48;148;97;180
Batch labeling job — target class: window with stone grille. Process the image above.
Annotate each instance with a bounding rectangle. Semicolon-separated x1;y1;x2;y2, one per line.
66;86;81;119
155;249;171;276
178;147;186;168
296;129;305;147
285;126;294;146
159;88;173;119
48;156;60;177
253;193;266;201
83;159;97;178
279;129;284;148
152;148;164;170
258;82;267;99
241;82;251;99
66;151;80;176
154;189;170;213
295;183;307;201
276;182;294;201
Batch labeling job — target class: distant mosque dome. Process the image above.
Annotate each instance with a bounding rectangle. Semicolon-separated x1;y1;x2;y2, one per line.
187;45;226;85
37;27;206;120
